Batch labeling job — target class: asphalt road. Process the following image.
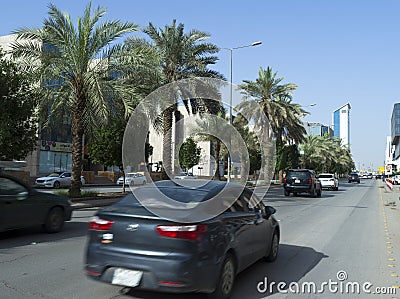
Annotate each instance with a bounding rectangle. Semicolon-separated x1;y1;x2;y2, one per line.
1;179;398;298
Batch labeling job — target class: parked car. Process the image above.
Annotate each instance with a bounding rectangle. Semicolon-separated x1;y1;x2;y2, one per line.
283;169;322;197
174;172;198;179
85;180;279;298
35;172;85;188
348;172;360;183
318;173;339;191
0;174;72;233
116;173;147;186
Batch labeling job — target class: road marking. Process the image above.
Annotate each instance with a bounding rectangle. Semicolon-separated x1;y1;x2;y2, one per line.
388;264;395;268
388;258;396;261
388;251;394;254
391;274;398;277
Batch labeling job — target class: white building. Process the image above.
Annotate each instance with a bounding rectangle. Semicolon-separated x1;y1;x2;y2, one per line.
332;103;351;148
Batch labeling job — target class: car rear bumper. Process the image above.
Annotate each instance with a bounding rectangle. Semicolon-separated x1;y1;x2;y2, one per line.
85;245;219;293
284;184;312;193
320;182;337;188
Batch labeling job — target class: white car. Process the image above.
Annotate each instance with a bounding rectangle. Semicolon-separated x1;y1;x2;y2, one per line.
117;173;147;186
35;172;85;188
318;173;339;191
174;172;198;179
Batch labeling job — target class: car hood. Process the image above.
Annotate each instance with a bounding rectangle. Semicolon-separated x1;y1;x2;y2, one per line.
36;176;59;180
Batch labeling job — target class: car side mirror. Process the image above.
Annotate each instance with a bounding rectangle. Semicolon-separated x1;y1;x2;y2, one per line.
17;191;28;201
264;206;276;219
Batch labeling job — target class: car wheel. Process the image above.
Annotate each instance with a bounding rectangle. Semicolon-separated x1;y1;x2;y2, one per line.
311;188;317;198
43;207;65;233
53;181;61;189
284;190;290;196
142;181;146;185
317;188;322;197
209;254;235;299
293;192;298;197
265;230;279;262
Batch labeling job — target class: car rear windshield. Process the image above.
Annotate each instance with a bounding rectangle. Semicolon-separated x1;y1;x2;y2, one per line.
286;171;310;179
116;187;213;207
319;174;334;178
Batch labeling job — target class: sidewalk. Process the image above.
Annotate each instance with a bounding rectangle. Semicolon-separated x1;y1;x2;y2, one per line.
71;195;124;210
377;180;400;291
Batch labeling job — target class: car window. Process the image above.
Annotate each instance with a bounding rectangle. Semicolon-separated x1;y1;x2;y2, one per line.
64;173;71;177
319;174;334;178
0;178;27;195
286;171;310;179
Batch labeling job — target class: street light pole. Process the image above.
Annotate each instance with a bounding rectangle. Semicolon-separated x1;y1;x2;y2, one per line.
222;41;262;182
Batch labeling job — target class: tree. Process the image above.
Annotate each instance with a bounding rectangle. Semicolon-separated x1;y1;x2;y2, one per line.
178;137;201;172
0;48;37;161
300;134;354;175
139;20;222;174
238;67;306;179
11;3;138;197
238;67;306;146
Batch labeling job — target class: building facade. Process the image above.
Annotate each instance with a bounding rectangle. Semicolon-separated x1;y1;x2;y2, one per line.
390;103;400;172
304;122;333;137
332;103;351;148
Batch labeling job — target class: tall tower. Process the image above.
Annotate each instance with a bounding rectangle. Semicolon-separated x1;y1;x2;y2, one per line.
332;103;351;148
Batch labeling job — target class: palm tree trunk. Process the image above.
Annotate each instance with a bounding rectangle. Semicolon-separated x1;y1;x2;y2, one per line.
163;106;174;175
213;140;221;180
70;110;84;198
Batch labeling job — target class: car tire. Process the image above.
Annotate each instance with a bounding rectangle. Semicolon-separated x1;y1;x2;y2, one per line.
142;181;146;185
311;188;317;198
209;253;236;299
293;192;298;197
284;190;290;196
43;207;65;233
53;181;61;189
317;188;322;197
265;230;279;262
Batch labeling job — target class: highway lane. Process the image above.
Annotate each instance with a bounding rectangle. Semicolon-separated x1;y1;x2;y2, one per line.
0;179;397;298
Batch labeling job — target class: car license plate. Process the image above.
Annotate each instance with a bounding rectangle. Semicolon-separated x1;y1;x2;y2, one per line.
112;268;143;287
295;179;300;183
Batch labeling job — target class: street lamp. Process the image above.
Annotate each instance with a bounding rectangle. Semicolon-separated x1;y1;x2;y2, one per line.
221;41;262;182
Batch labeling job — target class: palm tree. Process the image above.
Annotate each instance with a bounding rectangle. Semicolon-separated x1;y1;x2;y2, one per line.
189;107;227;180
238;67;306;179
238;67;306;145
11;3;138;197
138;20;223;174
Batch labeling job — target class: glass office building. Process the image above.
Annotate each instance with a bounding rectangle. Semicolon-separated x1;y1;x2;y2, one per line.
332;103;351;148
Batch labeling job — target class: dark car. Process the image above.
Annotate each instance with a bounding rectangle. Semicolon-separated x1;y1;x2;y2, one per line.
0;174;72;233
348;172;360;183
85;180;279;299
283;169;322;197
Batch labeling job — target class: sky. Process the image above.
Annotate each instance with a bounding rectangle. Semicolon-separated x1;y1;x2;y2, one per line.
1;0;399;170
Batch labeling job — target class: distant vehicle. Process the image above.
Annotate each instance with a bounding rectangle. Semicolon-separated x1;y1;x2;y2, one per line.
1;174;72;233
319;173;339;191
35;172;85;188
85;180;279;298
174;172;198;179
117;173;147;186
283;169;322;197
348;172;360;183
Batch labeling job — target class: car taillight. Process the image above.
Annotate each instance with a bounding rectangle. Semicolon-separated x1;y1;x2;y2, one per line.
89;216;114;231
156;224;207;240
283;177;287;184
309;178;313;185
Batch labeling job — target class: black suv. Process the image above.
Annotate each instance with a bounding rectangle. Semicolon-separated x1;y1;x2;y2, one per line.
283;169;322;197
348;172;360;183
